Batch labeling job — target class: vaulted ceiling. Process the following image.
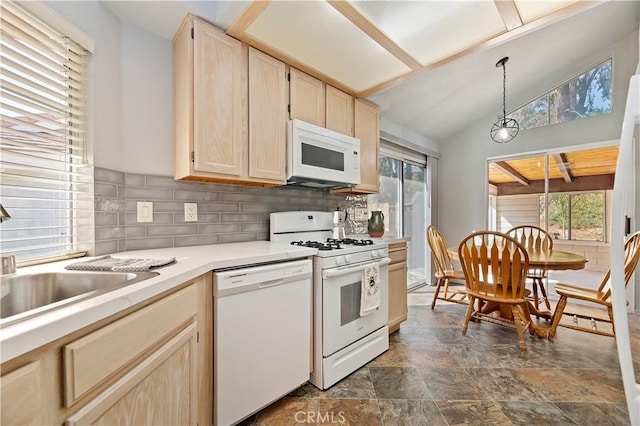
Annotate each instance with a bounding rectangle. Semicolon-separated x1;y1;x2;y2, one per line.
104;0;640;142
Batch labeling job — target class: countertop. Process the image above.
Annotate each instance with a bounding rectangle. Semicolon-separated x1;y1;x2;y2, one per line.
0;241;317;364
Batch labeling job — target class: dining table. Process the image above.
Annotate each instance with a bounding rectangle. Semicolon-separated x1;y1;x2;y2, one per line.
447;245;588;338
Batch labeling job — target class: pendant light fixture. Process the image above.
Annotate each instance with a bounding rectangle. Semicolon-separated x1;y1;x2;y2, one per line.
490;56;519;143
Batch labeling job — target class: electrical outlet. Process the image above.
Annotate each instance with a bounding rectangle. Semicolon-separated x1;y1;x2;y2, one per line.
184;203;198;222
137;201;153;223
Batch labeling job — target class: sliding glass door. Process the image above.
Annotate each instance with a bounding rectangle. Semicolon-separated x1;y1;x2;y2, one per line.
487;144;618;292
369;156;430;289
403;163;428;288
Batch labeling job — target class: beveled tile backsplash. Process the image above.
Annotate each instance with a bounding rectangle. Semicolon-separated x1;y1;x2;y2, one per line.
94;167;350;255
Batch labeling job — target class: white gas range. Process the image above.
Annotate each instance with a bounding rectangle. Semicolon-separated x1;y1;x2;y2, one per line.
270;211;390;389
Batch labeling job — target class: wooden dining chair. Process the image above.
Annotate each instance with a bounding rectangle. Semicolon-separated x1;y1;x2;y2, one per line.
505;225;553;316
426;225;467;309
549;230;640;339
458;231;532;352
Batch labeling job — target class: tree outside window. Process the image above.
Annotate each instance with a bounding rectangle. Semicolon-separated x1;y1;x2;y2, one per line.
542;192;605;241
510;59;612;131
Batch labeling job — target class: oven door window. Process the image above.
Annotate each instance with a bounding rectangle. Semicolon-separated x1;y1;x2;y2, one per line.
322;263;388;357
340;280;362;326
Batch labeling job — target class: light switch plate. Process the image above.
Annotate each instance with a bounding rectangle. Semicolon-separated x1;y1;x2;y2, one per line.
184;203;198;222
137;201;153;223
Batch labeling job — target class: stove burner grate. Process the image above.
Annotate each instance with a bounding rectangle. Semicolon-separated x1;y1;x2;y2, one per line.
290;240;342;250
328;238;374;246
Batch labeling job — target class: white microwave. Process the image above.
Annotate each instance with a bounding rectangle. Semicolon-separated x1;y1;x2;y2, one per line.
287;119;360;189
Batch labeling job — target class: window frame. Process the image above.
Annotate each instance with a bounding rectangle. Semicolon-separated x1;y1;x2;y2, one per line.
0;0;94;266
541;190;607;242
509;58;613;131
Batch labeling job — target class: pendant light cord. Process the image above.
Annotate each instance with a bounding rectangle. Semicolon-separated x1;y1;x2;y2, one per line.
502;61;507;126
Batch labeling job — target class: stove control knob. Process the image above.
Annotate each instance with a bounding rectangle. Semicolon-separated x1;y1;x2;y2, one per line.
377;250;385;257
336;256;345;265
345;255;352;263
370;252;376;259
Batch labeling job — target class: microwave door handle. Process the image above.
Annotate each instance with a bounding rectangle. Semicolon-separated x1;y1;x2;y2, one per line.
322;257;391;279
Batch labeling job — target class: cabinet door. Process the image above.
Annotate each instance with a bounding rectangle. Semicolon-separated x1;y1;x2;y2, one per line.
249;48;287;182
354;99;380;193
289;68;325;127
332;99;380;195
326;85;353;136
193;19;247;176
388;257;408;334
1;361;43;425
388;261;408;333
65;324;198;426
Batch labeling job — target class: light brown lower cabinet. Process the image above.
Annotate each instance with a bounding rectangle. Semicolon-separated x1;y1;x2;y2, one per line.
0;360;44;425
388;241;408;333
65;323;198;426
0;273;212;426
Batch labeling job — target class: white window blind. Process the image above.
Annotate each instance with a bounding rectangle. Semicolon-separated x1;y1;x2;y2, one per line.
0;0;93;264
380;139;427;167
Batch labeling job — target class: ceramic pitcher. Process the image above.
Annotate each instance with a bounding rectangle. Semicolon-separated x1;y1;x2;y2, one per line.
368;211;385;237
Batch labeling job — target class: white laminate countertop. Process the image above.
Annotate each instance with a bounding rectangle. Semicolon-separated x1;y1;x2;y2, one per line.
0;241;317;364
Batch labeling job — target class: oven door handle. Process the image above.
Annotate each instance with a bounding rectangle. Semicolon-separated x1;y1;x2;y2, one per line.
322;257;391;279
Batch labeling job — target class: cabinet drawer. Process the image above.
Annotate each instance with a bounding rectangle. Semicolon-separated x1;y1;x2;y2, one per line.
389;248;407;265
63;284;198;407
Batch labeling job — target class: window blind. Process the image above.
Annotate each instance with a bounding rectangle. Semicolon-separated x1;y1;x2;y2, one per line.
380;139;428;167
0;0;93;264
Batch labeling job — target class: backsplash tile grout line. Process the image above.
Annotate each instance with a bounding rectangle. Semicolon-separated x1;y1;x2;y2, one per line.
94;167;352;255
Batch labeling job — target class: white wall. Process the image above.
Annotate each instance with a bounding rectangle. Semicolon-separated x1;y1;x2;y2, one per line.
120;24;173;175
46;1;174;175
438;30;639;247
495;194;539;232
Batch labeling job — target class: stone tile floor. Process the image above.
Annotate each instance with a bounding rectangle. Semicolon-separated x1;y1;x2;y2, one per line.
239;290;639;425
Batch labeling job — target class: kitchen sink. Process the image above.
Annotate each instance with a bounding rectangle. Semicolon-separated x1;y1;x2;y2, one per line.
0;271;159;325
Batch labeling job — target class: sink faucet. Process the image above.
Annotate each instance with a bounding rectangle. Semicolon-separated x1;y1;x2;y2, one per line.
0;203;15;275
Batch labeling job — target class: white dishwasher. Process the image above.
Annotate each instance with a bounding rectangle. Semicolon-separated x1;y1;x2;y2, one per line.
213;259;312;426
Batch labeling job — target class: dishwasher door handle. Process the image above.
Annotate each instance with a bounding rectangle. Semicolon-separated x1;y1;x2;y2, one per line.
215;272;312;297
258;278;285;289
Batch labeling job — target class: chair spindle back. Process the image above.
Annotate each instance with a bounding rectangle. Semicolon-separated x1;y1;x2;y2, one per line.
458;231;529;301
505;225;553;254
599;230;640;300
427;226;456;274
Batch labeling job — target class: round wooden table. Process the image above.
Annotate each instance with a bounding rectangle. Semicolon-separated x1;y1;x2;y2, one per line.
447;246;588;337
447;247;588;271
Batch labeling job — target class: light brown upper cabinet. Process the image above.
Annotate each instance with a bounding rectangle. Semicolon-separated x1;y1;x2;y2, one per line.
326;85;354;136
174;16;286;186
248;47;287;182
174;16;246;180
289;68;325;127
333;99;380;194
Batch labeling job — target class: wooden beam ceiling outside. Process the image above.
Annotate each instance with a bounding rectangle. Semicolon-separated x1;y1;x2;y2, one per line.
496;174;615;196
493;161;530;186
552;153;573;183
